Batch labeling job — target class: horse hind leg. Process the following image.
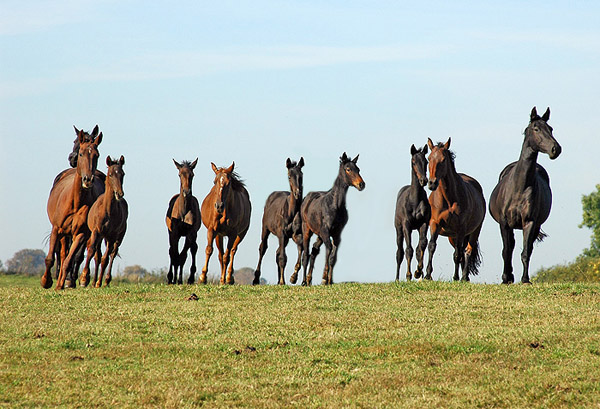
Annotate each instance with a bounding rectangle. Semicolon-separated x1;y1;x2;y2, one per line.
395;224;404;282
253;228;270;285
187;235;198;285
290;233;303;284
41;227;59;288
425;225;439;280
275;237;289;285
308;237;323;286
520;223;539;284
225;234;245;285
403;225;414;281
415;223;428;280
326;234;342;285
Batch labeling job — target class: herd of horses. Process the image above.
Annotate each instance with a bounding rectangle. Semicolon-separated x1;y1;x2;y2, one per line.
40;106;561;290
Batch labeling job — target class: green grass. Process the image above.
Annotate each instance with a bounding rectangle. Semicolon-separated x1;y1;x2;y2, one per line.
1;275;599;408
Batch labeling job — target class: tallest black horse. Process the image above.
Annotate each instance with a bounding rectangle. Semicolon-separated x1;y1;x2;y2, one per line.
489;107;562;284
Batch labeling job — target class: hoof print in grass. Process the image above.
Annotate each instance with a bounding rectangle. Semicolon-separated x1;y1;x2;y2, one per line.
529;341;544;349
186;293;199;301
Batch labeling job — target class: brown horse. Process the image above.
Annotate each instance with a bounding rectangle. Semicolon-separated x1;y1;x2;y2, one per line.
80;156;128;287
425;138;486;281
200;162;251;285
166;159;201;284
41;126;103;290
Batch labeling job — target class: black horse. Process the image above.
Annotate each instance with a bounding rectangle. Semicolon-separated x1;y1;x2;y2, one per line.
394;144;431;281
300;153;365;285
253;157;305;285
489;107;562;284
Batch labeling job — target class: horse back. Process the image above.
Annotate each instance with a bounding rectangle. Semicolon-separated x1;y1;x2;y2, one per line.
262;191;292;233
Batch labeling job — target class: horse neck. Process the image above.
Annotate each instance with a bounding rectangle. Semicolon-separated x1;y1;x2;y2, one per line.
287;190;300;219
103;177;117;214
439;162;465;203
409;165;423;200
72;170;87;209
513;136;540;189
330;171;350;210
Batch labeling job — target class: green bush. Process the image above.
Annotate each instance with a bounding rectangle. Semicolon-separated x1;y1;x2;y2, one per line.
534;255;600;283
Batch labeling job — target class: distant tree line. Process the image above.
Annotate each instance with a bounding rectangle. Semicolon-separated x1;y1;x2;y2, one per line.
534;184;600;283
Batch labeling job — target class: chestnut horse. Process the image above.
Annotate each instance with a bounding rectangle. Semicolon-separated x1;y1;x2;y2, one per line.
200;162;251;285
253;157;305;285
489;107;561;284
80;156;128;287
395;144;431;281
300;153;365;286
41;127;103;290
166;159;201;284
426;138;485;281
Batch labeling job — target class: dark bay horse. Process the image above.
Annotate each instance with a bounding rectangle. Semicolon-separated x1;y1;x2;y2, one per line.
80;156;128;287
41;127;103;290
426;138;486;281
395;144;431;281
300;153;365;285
253;157;305;285
489;107;562;284
166;159;201;284
200;162;251;285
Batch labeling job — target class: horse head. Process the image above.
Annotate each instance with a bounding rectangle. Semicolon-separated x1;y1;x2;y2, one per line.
174;158;197;198
106;155;126;201
76;127;102;189
410;143;429;187
427;137;453;191
212;161;235;214
286;157;304;200
526;107;561;160
339;152;366;191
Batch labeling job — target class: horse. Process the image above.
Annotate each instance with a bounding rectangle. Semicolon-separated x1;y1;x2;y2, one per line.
41;126;103;290
200;162;251;285
394;144;431;281
300;153;365;286
80;156;128;287
425;138;486;282
253;157;305;285
489;107;562;284
165;159;201;284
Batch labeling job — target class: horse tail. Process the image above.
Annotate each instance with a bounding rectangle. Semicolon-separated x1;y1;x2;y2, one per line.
536;229;548;243
467;239;482;276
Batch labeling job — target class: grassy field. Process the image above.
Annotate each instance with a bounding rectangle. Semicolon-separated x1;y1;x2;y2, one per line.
1;275;599;408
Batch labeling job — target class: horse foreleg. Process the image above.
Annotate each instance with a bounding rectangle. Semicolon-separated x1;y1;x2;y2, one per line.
425;224;439;280
167;233;179;285
500;224;516;284
80;231;99;287
179;239;190;285
290;233;303;285
104;241;119;287
321;234;333;286
96;239;112;288
308;236;323;286
395;224;404;282
327;234;342;285
42;227;59;289
200;229;215;284
56;233;85;290
300;227;313;286
216;235;226;285
403;224;414;281
225;234;245;285
276;236;289;285
415;223;428;280
187;234;198;285
521;222;539;284
253;227;270;285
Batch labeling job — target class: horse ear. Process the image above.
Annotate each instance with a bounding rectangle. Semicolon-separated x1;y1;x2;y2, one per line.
226;161;235;173
77;129;85;144
211;162;218;173
352;154;359;163
286;158;293;169
427;138;434;150
542;107;550;122
423;144;428;154
73;125;80;135
119;155;125;166
444;137;451;150
95;132;103;146
106;155;113;166
410;144;418;155
340;152;349;162
190;158;198;169
530;106;539;122
174;159;182;170
298;157;305;168
91;125;99;138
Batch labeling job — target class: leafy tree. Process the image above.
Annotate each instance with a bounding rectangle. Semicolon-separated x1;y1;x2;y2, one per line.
5;249;46;276
579;184;600;257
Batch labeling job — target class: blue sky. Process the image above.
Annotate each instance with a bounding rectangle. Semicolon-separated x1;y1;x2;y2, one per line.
1;1;599;284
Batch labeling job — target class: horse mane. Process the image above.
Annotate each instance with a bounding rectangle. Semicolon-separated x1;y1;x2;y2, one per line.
214;168;246;190
435;142;456;162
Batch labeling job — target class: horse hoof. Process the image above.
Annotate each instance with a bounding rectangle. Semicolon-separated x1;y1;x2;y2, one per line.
289;274;298;285
41;276;53;289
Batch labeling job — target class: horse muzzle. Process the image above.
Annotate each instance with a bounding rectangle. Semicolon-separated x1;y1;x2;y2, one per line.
355;181;366;191
114;191;124;201
215;202;225;214
81;175;94;189
428;179;438;191
549;143;562;160
419;177;428;187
